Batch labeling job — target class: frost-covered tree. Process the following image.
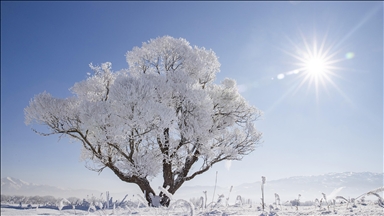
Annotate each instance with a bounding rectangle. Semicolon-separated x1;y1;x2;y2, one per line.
25;36;262;206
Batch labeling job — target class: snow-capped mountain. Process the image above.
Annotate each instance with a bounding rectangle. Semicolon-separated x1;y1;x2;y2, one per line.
1;177;103;199
2;172;383;203
1;177;30;190
231;172;383;203
175;172;383;203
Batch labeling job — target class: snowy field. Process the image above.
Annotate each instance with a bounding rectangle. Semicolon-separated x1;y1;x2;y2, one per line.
1;200;383;216
2;174;383;215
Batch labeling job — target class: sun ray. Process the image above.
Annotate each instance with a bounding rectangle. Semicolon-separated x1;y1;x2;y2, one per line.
279;31;351;102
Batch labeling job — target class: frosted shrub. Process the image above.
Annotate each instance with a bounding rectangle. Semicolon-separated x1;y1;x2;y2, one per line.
83;193;106;212
168;199;195;216
1;195;12;204
88;203;96;213
189;197;204;210
364;186;384;208
235;195;243;207
299;200;315;206
335;196;350;208
57;198;70;211
367;192;384;208
1;195;9;203
285;197;301;210
67;197;81;207
358;196;367;205
29;196;44;205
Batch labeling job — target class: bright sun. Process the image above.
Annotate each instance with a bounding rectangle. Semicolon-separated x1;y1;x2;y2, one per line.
297;43;338;96
305;57;326;76
284;33;345;99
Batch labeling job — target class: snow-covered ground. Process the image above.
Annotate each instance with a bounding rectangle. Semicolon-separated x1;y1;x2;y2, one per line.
2;174;383;215
3;172;383;204
1;201;383;216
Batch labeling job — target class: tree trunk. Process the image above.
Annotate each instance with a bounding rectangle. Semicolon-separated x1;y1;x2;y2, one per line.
108;134;202;207
134;177;157;206
107;164;156;206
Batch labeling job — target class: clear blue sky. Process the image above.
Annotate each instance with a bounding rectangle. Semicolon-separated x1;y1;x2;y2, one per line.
1;1;383;194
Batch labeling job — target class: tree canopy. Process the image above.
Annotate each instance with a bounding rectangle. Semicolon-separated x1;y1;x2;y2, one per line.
25;36;262;206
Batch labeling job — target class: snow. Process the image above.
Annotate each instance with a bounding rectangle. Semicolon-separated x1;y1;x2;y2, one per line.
5;178;18;188
159;186;174;201
1;201;383;215
19;179;30;186
1;175;383;215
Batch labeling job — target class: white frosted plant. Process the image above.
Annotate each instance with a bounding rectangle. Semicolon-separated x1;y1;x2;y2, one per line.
113;203;117;215
261;176;266;211
235;195;243;207
269;204;275;212
118;194;129;207
105;191;111;209
168;199;195;216
296;194;301;211
88;204;96;213
350;198;357;208
188;197;203;210
246;198;253;208
335;196;350;208
332;199;336;212
85;194;105;213
199;196;204;209
366;187;384;208
226;186;233;207
24;36;263;207
98;201;104;210
314;198;321;210
67;197;81;214
57;198;70;211
137;193;148;208
203;191;207;209
322;192;330;210
159;185;173;206
274;193;281;209
212;171;219;206
149;193;161;207
212;194;225;208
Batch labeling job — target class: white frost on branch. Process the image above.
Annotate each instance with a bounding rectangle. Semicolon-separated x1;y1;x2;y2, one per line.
159;186;173;201
25;36;262;198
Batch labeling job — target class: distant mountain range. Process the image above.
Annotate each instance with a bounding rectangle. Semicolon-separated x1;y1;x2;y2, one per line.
1;177;103;199
2;172;383;203
174;172;383;203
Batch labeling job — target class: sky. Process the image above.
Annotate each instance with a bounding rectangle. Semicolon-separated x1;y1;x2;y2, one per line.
1;1;383;196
